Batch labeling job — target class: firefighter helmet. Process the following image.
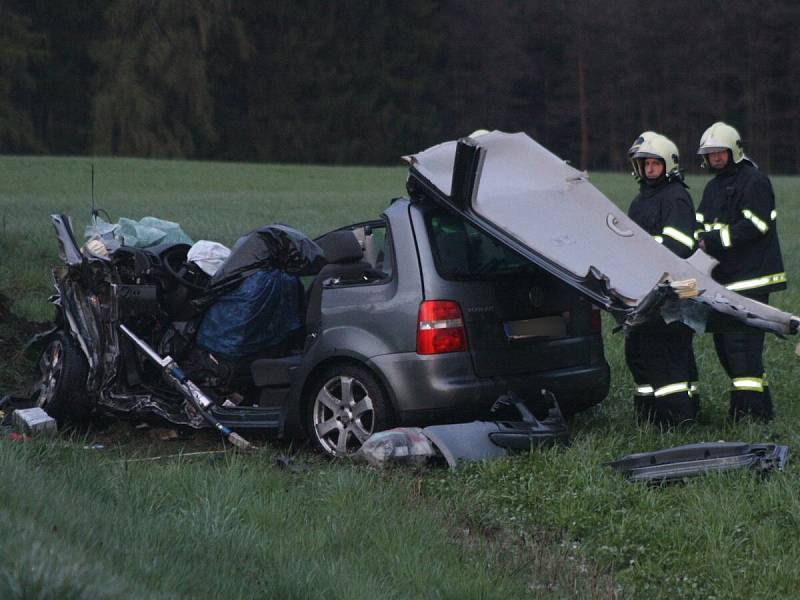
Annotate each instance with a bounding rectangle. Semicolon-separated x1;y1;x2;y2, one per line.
628;131;658;180
697;122;746;167
633;134;681;181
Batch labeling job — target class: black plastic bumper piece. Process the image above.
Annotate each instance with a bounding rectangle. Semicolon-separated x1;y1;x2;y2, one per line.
606;442;789;483
209;405;283;431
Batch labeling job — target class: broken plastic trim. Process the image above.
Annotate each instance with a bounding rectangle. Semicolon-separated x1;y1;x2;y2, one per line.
354;391;569;469
419;390;570;469
606;442;789;483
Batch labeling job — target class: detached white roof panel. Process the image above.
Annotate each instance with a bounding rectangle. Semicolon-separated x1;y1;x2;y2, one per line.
405;131;798;335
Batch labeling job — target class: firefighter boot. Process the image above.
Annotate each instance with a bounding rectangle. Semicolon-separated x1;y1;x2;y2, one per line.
651;392;697;427
729;388;774;422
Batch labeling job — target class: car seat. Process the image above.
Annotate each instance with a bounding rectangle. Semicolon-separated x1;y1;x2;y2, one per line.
305;230;372;334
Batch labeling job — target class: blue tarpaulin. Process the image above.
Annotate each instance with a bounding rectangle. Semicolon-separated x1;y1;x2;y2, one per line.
196;269;303;359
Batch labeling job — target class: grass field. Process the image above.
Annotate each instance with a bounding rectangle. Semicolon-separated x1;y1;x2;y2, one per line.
2;155;799;599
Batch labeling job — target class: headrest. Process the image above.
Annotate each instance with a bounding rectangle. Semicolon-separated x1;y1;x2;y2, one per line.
316;230;363;264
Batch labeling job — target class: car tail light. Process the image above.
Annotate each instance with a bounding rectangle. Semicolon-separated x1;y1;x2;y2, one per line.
417;300;467;354
590;306;602;334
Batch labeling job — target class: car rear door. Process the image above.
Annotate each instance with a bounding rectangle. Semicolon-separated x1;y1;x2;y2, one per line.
413;205;601;378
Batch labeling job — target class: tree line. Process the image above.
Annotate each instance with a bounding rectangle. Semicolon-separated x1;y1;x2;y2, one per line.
3;0;799;173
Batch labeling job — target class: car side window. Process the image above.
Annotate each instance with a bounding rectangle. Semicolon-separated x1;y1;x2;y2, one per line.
426;210;529;280
322;222;394;288
365;224;393;280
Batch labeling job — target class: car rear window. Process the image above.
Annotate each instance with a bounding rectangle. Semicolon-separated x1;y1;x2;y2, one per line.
425;210;532;280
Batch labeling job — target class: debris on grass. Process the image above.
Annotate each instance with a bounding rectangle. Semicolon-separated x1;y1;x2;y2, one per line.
356;391;570;469
275;455;306;474
12;407;57;437
606;441;789;483
122;450;229;463
151;428;180;442
355;427;438;468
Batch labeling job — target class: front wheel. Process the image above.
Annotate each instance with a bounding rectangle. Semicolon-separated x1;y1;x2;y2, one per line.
306;364;390;457
31;331;90;423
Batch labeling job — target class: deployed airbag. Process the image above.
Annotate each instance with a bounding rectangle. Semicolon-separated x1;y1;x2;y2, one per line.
85;215;193;248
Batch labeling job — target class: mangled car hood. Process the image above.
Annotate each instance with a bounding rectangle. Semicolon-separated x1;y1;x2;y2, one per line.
405;131;798;335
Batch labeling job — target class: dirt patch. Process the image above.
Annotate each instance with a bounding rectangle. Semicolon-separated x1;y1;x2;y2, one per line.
0;293;49;393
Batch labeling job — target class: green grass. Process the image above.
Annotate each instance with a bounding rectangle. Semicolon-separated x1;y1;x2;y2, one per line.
0;440;555;599
2;155;800;598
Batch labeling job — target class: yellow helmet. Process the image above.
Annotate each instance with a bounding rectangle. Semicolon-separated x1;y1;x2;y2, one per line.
697;121;746;166
469;129;490;138
633;133;681;180
628;131;658;180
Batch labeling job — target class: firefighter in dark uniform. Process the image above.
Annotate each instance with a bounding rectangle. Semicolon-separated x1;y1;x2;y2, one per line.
695;122;786;421
626;133;699;425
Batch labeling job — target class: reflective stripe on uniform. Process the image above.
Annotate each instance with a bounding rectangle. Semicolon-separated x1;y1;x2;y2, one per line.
689;382;699;396
653;235;663;244
662;226;695;249
725;272;787;292
719;224;731;247
654;382;691;397
695;212;705;223
770;210;777;220
635;385;654;396
732;377;764;392
742;209;769;233
704;222;732;245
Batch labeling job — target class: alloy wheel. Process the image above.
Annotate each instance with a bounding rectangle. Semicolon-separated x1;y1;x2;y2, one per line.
312;374;375;456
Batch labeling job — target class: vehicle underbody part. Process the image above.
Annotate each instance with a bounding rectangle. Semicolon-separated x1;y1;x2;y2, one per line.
606;442;789;483
356;390;569;468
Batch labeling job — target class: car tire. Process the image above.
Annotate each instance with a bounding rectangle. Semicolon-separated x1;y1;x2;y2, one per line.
31;331;90;423
306;363;390;457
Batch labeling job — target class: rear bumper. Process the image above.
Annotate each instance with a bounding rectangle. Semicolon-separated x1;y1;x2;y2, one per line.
368;351;609;426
